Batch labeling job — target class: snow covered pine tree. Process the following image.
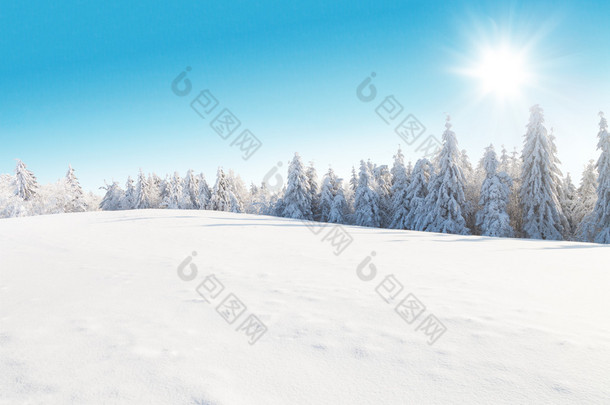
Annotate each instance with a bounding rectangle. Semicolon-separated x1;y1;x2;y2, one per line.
419;116;469;235
476;145;514;237
589;112;610;243
208;168;233;212
520;105;566;240
404;158;433;231
389;146;410;229
353;160;381;227
282;153;313;220
14;159;38;201
64;164;87;212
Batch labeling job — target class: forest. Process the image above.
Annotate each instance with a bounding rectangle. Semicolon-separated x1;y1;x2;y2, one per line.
2;106;609;243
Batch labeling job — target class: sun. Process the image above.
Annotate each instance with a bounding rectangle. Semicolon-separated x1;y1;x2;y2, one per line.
472;46;531;99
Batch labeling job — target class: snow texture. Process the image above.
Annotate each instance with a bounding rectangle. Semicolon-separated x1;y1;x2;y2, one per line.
0;209;609;404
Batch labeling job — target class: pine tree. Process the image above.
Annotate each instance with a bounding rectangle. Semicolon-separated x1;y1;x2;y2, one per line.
499;146;510;173
419;117;469;235
249;182;271;215
14;159;38;201
460;149;473;175
64;164;87;212
406;161;413;179
590;112;610;243
306;163;320;220
135;169;153;209
159;175;170;206
149;173;163;208
328;184;347;224
560;173;578;237
506;147;523;235
353;160;381;227
404;158;433;230
207;168;232;211
163;172;183;209
197;173;211;209
549;129;571;236
476;145;514;237
228;193;242;213
346;166;358;219
245;183;258;214
373;164;392;227
460;149;479;233
319;168;338;222
99;181;124;211
367;160;376;174
574;160;598;238
282;153;313;220
349;166;358;193
318;168;347;223
389;146;410;229
520;105;566;240
182;169;200;209
1;171;29;218
272;185;287;217
121;176;136;209
226;170;247;213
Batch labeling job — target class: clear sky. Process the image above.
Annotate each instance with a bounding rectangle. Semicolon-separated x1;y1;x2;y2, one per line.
1;0;609;193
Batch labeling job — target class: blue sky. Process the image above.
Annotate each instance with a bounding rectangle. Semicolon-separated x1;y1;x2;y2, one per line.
1;0;609;193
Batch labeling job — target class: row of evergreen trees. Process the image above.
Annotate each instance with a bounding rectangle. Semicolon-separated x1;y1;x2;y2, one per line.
0;162;95;218
99;167;251;212
98;106;609;243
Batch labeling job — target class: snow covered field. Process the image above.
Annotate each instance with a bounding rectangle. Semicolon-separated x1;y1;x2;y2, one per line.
1;210;609;404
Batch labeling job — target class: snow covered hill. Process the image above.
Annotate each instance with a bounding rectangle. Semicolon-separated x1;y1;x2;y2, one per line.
1;210;609;404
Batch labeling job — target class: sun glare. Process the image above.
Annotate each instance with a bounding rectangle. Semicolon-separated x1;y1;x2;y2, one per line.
473;47;531;99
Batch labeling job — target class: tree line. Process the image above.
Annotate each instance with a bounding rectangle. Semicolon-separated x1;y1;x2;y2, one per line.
0;163;98;217
2;105;608;243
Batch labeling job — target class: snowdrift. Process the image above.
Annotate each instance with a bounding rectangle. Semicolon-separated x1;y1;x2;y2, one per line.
1;210;608;404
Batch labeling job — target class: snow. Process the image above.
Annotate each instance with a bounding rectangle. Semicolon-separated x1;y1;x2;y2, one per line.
1;209;609;404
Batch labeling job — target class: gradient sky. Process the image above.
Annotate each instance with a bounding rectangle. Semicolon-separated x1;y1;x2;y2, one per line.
1;0;609;193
